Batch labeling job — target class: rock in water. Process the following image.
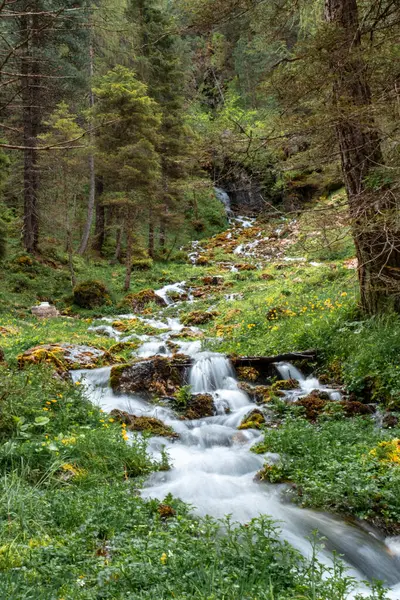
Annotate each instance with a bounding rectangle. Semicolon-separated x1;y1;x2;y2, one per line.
18;343;112;371
110;355;191;399
119;289;167;313
31;302;59;318
110;409;178;439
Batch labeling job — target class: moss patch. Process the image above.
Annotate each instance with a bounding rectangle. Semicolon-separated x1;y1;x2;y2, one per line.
182;310;219;326
238;410;266;430
73;280;111;309
119;289;166;313
110;410;178;439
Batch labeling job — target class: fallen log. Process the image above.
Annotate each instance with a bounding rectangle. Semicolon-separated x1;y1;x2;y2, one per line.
230;350;317;373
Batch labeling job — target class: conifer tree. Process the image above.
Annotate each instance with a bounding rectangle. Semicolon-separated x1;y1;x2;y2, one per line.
127;0;193;255
0;1;88;252
94;66;161;289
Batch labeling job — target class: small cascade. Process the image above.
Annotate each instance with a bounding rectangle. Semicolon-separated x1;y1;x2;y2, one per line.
76;305;400;595
189;352;236;394
155;281;189;305
214;187;232;215
275;361;342;401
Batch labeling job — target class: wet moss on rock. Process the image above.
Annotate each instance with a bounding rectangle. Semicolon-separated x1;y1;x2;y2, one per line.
110;363;131;389
184;394;214;420
73;280;111;309
110;356;190;399
236;366;260;383
119;289;166;313
182;310;219;326
270;379;299;392
110;409;178;439
18;343;112;372
238;409;266;430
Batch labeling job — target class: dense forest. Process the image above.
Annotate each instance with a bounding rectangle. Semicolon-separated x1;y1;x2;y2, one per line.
1;1;400;599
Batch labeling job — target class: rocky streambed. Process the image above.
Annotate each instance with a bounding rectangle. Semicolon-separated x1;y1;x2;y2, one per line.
65;281;400;599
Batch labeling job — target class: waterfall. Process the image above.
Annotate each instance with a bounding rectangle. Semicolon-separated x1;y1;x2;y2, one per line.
189;352;236;394
214;187;232;215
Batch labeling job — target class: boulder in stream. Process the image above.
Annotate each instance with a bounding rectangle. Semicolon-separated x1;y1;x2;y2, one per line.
110;355;191;399
238;409;266;430
110;409;178;439
118;289;167;313
183;393;214;420
18;343;113;372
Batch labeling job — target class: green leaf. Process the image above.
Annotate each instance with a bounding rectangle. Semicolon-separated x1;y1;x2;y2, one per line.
34;417;50;426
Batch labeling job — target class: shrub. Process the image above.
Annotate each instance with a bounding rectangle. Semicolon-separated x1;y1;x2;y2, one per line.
132;257;153;271
73;280;111;309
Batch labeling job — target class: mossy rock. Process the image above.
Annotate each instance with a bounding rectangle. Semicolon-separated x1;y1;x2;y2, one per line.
236;263;257;271
261;272;275;281
170;328;204;340
297;391;328;421
238;409;266;430
157;504;176;519
182;310;219;326
184;394;214;420
18;343;113;372
119;289;166;313
202;276;224;286
110;410;178;439
196;255;211;266
111;319;138;332
110;356;190;399
236;366;260;383
108;341;140;355
239;383;272;404
73;280;111;309
270;379;299;392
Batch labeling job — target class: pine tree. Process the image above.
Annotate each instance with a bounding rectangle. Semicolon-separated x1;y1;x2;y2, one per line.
94;66;161;289
0;1;88;253
127;0;193;256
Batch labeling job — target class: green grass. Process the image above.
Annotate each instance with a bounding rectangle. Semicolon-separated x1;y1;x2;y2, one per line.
253;409;400;526
0;364;388;599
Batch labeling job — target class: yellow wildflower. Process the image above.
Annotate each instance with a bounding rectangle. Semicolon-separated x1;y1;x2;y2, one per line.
160;552;167;564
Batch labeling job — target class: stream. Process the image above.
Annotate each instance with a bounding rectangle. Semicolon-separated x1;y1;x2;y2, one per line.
74;284;400;598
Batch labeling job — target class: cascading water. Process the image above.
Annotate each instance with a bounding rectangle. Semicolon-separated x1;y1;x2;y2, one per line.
214;187;232;215
76;299;400;597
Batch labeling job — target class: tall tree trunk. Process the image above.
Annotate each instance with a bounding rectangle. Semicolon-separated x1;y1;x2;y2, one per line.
159;213;166;249
22;10;40;254
148;208;155;258
78;10;96;255
92;177;105;253
325;0;400;314
124;221;133;292
113;226;122;264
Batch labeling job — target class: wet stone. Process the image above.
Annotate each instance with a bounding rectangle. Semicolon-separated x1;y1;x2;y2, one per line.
110;356;190;400
18;343;111;371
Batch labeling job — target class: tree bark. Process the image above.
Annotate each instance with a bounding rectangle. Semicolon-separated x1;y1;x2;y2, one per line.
113;226;122;264
92;177;105;253
78;19;96;255
148;208;155;258
124;221;133;292
325;0;400;314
